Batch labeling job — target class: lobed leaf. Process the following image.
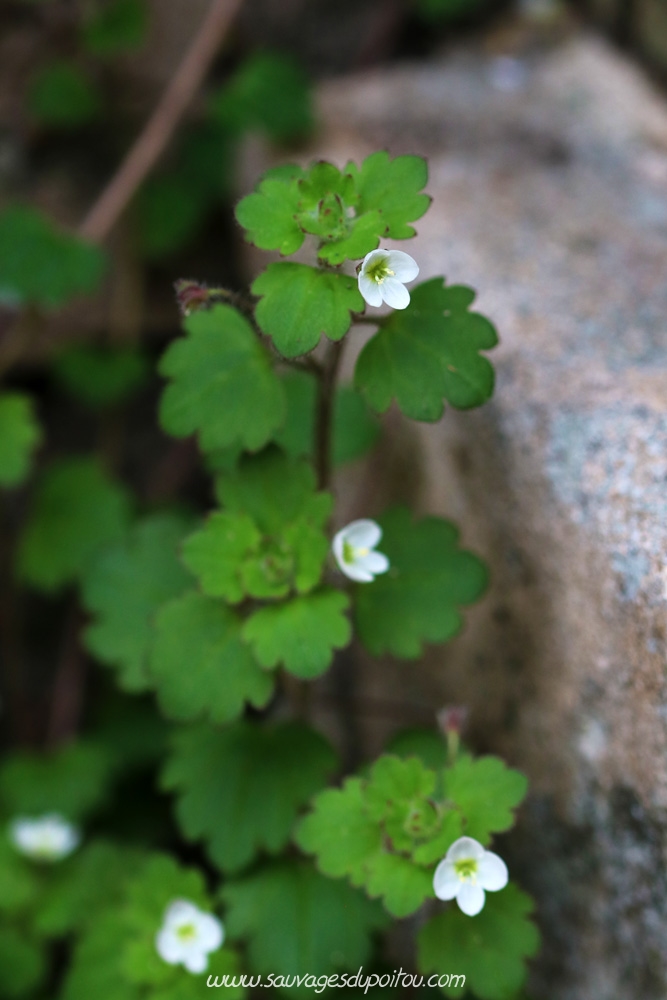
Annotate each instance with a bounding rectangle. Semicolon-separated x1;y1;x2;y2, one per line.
242;588;351;678
162;721;337;874
221;860;387;990
149;592;274;724
445;755;528;845
82;512;194;691
354;278;497;421
159;304;285;452
353;507;488;658
252;263;363;357
417;884;540;999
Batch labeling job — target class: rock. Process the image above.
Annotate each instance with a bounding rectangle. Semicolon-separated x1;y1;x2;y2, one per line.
241;35;667;998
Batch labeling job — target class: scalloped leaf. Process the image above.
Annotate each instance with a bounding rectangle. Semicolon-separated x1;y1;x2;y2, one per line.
159;304;286;452
242;588;351;678
221;860;388;990
417;885;540;1000
162;722;337;874
82;512;194;691
149;592;274;724
353;507;488;658
354;278;497;421
252;263;363;358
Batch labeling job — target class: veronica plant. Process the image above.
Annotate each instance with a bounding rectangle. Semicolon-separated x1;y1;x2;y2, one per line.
1;151;540;999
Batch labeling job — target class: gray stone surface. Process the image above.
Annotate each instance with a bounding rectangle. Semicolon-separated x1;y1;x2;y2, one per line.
252;35;667;999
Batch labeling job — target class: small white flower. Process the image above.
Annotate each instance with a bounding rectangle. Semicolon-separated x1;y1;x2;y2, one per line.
433;836;508;916
9;814;80;862
358;249;419;310
155;899;224;975
332;519;389;583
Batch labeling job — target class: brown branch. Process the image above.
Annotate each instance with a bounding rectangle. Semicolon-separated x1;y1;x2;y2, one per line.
79;0;245;244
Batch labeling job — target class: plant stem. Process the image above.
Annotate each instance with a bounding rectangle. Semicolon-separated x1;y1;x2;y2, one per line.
79;0;245;243
314;339;344;491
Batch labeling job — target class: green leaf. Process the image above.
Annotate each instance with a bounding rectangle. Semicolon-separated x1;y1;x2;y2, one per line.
17;457;132;592
252;263;363;357
295;778;382;881
82;0;148;55
445;755;528;844
211;53;313;141
0;393;41;487
60;911;141;1000
159;304;286;452
235;174;305;256
0;840;39;916
411;810;464;865
217;448;330;534
121;854;211;985
221;860;387;987
181;511;260;603
354;278;497;421
34;841;146;937
0;741;114;821
385;727;448;772
363;852;433;918
149;592;274;724
316;210;385;267
82;512;194;691
162;721;337;874
0;925;46;998
54;345;149;408
28;61;101;128
0;206;105;309
276;371;380;466
351;151;430;240
353;507;488;658
417;885;540;999
242;588;351;678
185;449;331;602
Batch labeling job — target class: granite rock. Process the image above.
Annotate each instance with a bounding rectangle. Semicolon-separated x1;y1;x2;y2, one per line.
244;35;667;998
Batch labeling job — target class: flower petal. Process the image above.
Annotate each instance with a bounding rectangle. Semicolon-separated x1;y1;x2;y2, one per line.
446;836;485;864
196;913;224;951
433;860;460;900
155;928;184;965
331;528;347;573
183;949;208;974
344;519;382;549
338;561;375;583
380;278;410;310
164;900;198;928
457;883;486;916
385;250;419;282
357;550;389;576
478;851;508;891
358;273;383;308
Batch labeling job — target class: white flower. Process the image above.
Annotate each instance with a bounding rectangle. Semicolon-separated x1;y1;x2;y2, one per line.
358;248;419;310
433;836;508;916
155;899;224;974
9;814;80;862
332;519;389;583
